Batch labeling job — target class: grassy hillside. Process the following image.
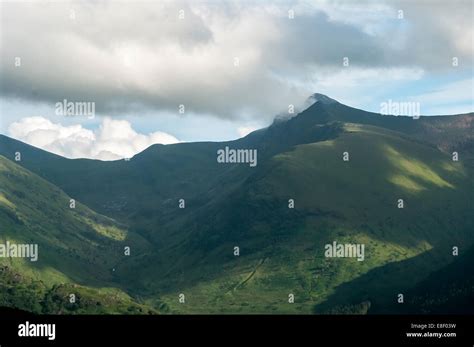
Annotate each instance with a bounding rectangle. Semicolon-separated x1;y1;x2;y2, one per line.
144;123;473;313
0;155;157;314
0;100;472;314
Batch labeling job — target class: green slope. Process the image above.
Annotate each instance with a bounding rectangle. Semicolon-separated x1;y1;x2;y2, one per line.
0;155;157;314
0;98;473;314
144;123;473;313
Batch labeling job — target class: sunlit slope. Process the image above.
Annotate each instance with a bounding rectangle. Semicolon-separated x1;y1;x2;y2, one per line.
0;155;156;313
263;123;472;245
148;124;473;313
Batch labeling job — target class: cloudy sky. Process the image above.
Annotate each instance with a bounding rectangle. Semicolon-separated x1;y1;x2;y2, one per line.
0;0;473;160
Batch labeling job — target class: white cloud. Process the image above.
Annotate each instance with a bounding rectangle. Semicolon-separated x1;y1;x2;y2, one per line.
8;117;179;160
237;126;259;137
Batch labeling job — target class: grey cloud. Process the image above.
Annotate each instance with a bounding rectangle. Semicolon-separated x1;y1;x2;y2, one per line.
0;0;471;121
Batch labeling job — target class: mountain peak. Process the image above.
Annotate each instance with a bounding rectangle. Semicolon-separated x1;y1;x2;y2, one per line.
309;93;339;105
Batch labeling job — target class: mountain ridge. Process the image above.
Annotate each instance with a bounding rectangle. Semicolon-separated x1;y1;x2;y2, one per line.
1;94;473;162
0;96;473;314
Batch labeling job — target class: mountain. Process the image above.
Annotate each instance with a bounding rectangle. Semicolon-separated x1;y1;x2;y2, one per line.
0;94;473;314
